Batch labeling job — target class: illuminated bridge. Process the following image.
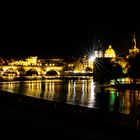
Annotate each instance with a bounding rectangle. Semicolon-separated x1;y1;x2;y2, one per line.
0;65;63;77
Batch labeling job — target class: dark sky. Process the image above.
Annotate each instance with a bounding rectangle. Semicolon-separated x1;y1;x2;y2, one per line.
1;3;140;58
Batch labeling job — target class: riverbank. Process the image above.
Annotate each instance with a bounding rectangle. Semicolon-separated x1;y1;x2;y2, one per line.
107;83;140;90
0;90;140;139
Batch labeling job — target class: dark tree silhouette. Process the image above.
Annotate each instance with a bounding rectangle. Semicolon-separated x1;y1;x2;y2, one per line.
126;53;140;83
93;58;123;84
112;63;123;78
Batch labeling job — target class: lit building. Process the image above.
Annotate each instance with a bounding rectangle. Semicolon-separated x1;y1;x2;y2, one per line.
94;50;104;58
104;45;116;58
88;55;95;70
82;55;88;70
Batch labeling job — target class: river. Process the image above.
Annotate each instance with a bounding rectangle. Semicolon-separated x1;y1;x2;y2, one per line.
0;76;140;115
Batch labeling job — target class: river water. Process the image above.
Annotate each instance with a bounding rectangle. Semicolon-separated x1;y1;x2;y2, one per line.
0;77;140;115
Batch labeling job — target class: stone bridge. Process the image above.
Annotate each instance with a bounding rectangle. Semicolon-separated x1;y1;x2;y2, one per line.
0;65;63;76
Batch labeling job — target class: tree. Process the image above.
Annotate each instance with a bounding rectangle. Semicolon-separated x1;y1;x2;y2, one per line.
93;58;123;84
126;53;140;83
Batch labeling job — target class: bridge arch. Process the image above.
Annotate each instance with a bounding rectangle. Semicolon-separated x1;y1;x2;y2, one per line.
46;69;60;76
0;65;63;77
1;68;20;76
17;67;26;76
26;69;39;76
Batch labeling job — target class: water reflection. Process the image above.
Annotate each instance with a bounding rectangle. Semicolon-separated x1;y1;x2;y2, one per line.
0;78;140;115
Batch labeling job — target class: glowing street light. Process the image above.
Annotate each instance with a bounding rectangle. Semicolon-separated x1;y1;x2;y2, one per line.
89;55;95;61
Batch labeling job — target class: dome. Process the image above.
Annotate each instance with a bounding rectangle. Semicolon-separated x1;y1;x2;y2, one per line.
105;45;116;58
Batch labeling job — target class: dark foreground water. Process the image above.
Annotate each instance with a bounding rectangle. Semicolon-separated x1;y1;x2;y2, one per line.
0;77;140;115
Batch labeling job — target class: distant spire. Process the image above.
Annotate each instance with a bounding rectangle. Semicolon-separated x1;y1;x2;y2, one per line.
133;33;137;49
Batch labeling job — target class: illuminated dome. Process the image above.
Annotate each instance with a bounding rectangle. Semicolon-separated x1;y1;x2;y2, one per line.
104;45;116;58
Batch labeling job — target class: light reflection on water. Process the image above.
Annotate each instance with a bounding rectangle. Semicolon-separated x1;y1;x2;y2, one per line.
0;78;140;115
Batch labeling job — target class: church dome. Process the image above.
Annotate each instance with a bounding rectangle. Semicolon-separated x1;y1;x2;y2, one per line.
105;45;116;58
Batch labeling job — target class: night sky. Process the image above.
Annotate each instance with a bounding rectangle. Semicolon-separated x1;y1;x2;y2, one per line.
1;3;140;58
